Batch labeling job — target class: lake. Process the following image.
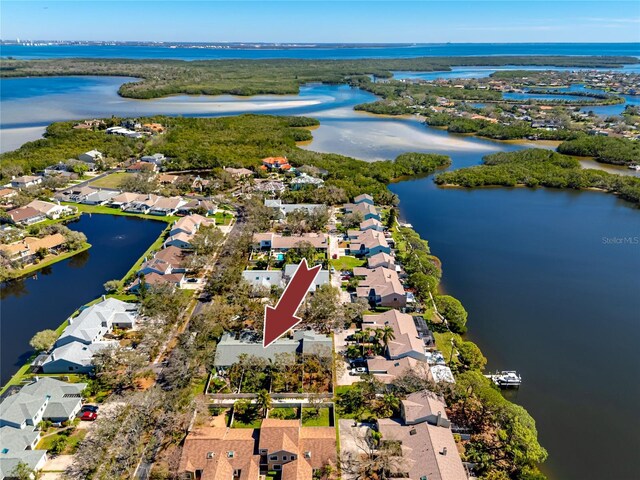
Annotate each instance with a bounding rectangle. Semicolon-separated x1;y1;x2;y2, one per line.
1;68;639;478
0;214;166;385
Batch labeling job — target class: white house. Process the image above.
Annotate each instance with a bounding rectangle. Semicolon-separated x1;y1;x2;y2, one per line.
78;150;103;164
26;200;73;220
10;175;42;189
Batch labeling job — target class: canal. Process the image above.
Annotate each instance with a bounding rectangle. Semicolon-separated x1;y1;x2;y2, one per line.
0;214;166;385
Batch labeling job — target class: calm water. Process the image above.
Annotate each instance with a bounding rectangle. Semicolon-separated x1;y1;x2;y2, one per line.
0;214;165;385
1;53;640;477
2;43;639;60
389;175;640;480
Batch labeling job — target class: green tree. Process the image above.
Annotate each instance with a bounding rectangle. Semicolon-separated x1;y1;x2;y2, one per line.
29;329;58;352
434;294;468;333
457;340;487;371
256;389;272;417
9;462;39;480
103;279;120;293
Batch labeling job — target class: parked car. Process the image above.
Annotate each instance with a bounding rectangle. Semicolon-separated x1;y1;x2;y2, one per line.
81;404;99;413
80;411;98;421
350;367;367;375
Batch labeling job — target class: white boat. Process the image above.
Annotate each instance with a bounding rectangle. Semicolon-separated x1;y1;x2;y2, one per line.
485;370;522;388
628;164;640;171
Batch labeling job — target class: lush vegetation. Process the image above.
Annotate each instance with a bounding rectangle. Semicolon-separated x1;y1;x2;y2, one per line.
435;148;640;205
557;135;640;166
3;56;635;98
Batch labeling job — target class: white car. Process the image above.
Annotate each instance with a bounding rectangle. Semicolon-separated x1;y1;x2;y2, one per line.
350;367;367;375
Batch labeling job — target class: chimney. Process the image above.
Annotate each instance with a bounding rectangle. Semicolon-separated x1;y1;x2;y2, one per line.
102;295;106;301
441;447;447;456
436;411;442;426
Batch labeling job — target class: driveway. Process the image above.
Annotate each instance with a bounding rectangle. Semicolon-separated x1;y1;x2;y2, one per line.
334;329;360;386
338;419;374;480
41;454;75;477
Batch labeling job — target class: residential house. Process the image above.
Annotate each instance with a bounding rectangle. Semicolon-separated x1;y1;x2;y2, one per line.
138;246;186;276
261;156;292;171
283;264;330;292
0;189;17;203
363;310;426;362
178;418;337;480
126;161;157;174
0;378;86;478
353;267;406;308
56;185;95;203
142;123;165;134
264;199;324;217
359;218;383;232
290;173;324;190
367;252;396;270
253;180;286;193
6;207;47;226
374;390;467;480
224;167;254;178
140;153;166;165
0;233;67;265
78;150;103;164
81;189;120;206
26;200;73;220
163;232;195;249
353;193;374;206
213;330;331;370
122;194;161;214
10;176;42;190
170;214;213;237
41;298;138;373
176;199;217;216
148;196;186;216
252;233;329;253
129;272;185;292
157;173;179;185
109;192;140;208
348;229;391;257
242;264;329;292
191;176;212;192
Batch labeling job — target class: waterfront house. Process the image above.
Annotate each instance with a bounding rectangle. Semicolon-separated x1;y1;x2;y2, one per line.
138;246;187;276
163;232;195;249
367;252;396;270
353;267;406;308
26;200;73;220
81;188;120;206
6;206;47;226
78;150;103;164
375;391;467;480
56;185;95;203
148;196;186;216
359;218;383;232
354;193;374;205
122;194;161;214
344;202;381;221
348;229;391;257
109;191;139;208
10;175;42;190
130;272;186;292
252;232;329;253
363;310;426;361
170;214;213;237
0;233;67;265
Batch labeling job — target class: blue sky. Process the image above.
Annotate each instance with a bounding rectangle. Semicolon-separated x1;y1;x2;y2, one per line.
1;1;639;43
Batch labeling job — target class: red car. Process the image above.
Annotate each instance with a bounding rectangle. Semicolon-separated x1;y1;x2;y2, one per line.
80;411;98;421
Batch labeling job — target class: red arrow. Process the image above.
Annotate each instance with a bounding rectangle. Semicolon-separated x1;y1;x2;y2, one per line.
263;258;321;347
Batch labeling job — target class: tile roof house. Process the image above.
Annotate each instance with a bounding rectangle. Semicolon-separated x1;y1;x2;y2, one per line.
163;232;195;250
26;200;73;220
367;252;396;270
261;156;292;171
353;193;374;205
0;188;18;201
241;264;329;293
252;233;329;252
344;202;380;221
129;272;186;293
126;161;157;173
6;206;47;226
109;191;140;208
148;196;186;216
375;390;467;480
348;229;391;257
170;214;212;237
353;267;406;308
178;419;337;480
359;218;383;231
81;188;120;206
224;167;254;178
290;173;324;190
0;234;67;263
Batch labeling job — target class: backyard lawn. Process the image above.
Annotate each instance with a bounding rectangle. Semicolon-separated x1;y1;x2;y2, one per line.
302;407;331;427
330;256;365;271
89;172;132;189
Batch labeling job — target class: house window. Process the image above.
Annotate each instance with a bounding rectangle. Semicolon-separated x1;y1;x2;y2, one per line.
282;455;288;461
421;477;428;480
273;465;281;471
259;449;267;454
206;452;214;459
304;451;311;459
227;451;234;458
233;470;241;478
291;455;296;460
269;455;278;461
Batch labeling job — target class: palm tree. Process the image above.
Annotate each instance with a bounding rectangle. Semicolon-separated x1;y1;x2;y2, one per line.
375;393;400;418
256;389;272;417
380;326;396;349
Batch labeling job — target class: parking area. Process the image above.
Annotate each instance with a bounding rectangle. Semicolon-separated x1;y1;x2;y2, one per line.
334;328;363;386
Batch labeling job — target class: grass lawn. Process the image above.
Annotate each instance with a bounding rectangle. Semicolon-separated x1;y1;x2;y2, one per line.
232;417;263;429
302;407;331;427
330;256;365;271
37;428;87;454
214;211;234;225
433;331;462;365
65;203;177;223
89;172;133;189
269;407;298;420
